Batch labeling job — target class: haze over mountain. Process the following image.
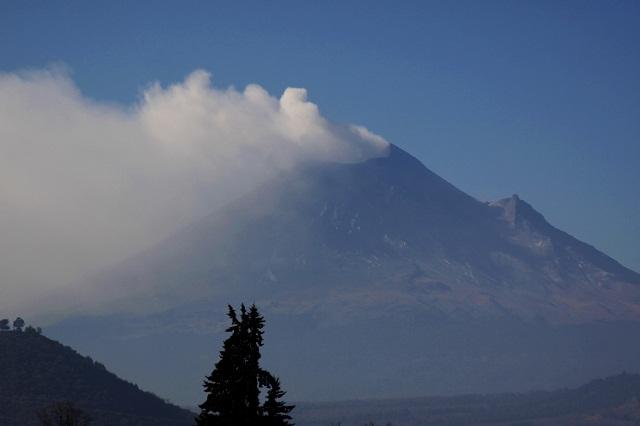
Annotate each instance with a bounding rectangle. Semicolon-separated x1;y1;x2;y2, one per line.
49;143;640;405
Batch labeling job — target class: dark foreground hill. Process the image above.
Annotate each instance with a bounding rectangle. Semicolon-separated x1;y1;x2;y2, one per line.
295;373;640;426
0;330;193;426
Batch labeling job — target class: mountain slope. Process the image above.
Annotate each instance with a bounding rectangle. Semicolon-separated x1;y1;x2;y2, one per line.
90;144;640;323
0;330;193;426
52;143;640;405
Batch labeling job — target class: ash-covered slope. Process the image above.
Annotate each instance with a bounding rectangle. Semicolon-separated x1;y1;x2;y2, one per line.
93;144;640;324
0;330;193;426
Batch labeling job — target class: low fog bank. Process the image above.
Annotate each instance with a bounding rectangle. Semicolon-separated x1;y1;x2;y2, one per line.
0;67;388;319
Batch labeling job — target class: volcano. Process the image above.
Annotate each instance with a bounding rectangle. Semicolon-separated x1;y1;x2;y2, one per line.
50;144;640;405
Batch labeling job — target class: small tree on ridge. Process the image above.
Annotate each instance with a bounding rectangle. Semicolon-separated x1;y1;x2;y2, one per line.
13;317;25;332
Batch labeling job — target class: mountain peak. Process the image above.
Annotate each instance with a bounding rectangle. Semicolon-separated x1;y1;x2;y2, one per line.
490;193;550;230
489;193;640;286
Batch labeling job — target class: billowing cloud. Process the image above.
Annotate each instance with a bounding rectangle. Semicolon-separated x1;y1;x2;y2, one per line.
0;68;388;318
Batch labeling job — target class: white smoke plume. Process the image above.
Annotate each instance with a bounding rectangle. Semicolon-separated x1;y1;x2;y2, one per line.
0;68;388;318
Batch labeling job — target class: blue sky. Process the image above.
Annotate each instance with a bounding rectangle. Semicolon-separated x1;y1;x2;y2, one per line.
1;0;639;271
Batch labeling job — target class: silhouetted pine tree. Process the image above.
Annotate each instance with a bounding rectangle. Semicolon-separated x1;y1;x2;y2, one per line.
262;376;295;426
196;305;254;425
196;304;294;426
244;304;265;418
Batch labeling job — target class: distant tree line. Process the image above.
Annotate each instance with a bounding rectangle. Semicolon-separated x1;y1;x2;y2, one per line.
0;317;42;334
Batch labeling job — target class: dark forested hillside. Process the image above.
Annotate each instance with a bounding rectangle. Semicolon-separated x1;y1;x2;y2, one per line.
0;330;192;426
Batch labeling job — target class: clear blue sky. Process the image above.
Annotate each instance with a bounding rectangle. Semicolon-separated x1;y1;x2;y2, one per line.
1;0;639;271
